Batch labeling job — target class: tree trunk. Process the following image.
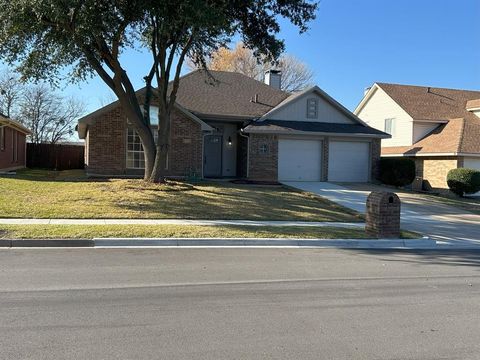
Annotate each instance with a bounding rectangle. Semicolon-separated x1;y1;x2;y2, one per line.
149;107;170;183
113;90;156;180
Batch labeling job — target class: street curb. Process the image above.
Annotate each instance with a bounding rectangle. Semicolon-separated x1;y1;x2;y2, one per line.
93;237;436;249
0;239;94;247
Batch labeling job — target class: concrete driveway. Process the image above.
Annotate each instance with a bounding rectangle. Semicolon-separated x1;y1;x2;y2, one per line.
284;182;480;246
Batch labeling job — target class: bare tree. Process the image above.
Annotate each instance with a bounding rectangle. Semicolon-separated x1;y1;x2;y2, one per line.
20;84;85;144
189;42;315;92
0;69;22;118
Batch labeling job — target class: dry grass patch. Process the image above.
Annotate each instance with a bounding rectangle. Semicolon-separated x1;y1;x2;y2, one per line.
0;169;362;221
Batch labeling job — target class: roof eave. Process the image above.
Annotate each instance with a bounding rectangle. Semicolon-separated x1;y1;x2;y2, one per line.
0;118;31;135
243;128;390;139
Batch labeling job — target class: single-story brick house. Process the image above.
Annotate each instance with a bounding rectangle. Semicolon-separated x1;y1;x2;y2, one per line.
0;113;30;172
77;70;388;182
355;83;480;189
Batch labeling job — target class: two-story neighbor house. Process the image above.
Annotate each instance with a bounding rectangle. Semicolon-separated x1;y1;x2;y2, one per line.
77;70;388;182
355;83;480;189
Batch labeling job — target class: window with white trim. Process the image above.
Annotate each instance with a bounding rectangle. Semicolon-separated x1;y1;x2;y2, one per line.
384;118;395;135
306;98;318;119
126;127;163;170
126;128;145;169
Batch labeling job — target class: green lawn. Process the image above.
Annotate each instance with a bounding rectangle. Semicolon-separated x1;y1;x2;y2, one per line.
0;224;417;239
0;169;362;221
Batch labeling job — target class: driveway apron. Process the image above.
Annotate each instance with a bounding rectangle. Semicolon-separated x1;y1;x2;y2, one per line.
283;182;480;246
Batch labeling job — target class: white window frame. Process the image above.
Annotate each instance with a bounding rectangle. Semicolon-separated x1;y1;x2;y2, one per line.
384;118;395;136
306;98;318;119
125;126;168;170
126;127;146;169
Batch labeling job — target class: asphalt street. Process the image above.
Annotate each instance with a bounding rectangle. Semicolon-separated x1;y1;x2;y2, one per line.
1;248;480;359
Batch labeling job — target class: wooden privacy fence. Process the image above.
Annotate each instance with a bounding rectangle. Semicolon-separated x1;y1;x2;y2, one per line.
27;143;85;170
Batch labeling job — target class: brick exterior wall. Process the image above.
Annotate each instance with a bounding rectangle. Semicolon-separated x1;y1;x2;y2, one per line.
321;138;329;181
85;105;202;177
248;134;278;181
86;107;127;175
420;157;460;189
365;191;401;238
167;110;202;177
237;134;248;178
370;138;381;181
0;126;27;171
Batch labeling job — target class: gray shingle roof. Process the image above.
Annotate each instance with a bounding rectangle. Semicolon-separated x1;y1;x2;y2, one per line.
171;70;289;118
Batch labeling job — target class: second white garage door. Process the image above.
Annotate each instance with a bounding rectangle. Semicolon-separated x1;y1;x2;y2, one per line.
328;141;370;182
278;139;322;181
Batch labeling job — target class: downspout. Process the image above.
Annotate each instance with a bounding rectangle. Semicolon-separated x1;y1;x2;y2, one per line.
239;128;250;179
201;130;213;179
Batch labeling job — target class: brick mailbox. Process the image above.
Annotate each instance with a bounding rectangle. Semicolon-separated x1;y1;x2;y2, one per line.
365;191;401;238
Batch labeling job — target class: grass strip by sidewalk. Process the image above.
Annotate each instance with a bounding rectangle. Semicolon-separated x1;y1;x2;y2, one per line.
0;225;418;240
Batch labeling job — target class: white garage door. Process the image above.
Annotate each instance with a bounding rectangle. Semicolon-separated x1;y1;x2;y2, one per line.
464;158;480;196
328;141;370;182
278;139;322;181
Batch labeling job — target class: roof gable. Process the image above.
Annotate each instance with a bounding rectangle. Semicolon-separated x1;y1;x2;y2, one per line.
261;86;368;126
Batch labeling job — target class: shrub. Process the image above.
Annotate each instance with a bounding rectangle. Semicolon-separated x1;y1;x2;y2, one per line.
447;168;480;196
378;158;416;187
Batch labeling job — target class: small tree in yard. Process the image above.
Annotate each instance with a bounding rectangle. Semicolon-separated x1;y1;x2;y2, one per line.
0;0;317;182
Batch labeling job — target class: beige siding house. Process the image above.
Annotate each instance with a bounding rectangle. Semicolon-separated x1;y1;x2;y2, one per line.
355;83;480;189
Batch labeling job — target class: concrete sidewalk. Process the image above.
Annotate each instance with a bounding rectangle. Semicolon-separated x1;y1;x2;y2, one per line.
0;218;364;228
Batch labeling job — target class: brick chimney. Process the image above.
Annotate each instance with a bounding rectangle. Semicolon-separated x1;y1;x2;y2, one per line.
264;70;281;90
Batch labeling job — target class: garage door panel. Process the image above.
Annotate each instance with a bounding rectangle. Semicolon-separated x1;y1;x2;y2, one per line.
328;141;370;182
278;139;322;181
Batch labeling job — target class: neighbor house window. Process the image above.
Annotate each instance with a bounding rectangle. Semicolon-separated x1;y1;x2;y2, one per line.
384;118;395;135
0;127;4;151
306;98;318;119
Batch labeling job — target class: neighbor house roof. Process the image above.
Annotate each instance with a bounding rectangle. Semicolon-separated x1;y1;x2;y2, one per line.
0;113;31;135
375;83;480;121
361;83;480;156
466;98;480;110
243;119;389;138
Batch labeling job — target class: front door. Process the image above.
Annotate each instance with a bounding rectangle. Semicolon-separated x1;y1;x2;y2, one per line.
204;135;222;177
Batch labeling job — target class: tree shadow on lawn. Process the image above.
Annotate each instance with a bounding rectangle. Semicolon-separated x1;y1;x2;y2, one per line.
1;168;111;183
113;185;362;221
344;248;480;269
